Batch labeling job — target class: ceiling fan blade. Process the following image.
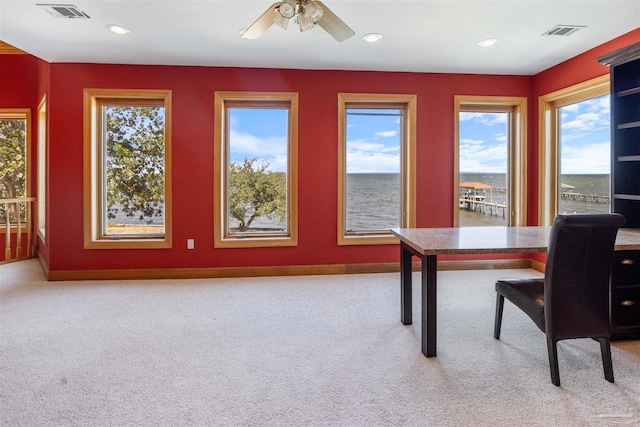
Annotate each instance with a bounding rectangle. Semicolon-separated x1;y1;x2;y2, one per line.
241;3;280;39
314;1;355;42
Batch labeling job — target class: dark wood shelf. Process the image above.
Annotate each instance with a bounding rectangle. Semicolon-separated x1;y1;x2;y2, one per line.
618;87;640;97
614;194;640;201
619;155;640;162
601;41;640;340
618;121;640;130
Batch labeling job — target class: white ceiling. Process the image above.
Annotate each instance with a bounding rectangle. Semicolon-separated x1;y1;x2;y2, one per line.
0;0;638;75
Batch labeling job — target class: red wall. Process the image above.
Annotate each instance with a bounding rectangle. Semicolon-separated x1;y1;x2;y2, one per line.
533;28;640;98
5;28;638;273
45;64;530;271
528;29;640;263
0;54;38;106
0;54;40;263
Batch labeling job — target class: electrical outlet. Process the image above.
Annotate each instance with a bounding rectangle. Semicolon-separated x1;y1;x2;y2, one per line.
187;239;195;250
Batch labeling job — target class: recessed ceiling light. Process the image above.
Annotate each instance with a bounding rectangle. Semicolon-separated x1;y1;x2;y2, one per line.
363;33;382;43
106;24;130;35
478;38;497;47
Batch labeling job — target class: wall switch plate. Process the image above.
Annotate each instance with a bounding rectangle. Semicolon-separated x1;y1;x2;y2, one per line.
187;239;195;250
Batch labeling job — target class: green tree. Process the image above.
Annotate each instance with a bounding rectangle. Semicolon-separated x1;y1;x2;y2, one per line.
228;157;286;231
0;119;26;200
105;105;165;224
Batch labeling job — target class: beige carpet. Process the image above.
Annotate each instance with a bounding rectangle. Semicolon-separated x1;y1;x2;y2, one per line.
1;259;639;426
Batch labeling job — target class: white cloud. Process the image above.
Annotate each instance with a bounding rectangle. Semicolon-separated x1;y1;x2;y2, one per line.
561;95;610;135
346;138;400;173
228;129;288;172
346;151;400;173
562;103;580;113
348;140;385;152
561;142;610;174
459;112;483;121
460;138;484;146
459;112;507;126
459;137;507;173
229;129;287;157
375;130;398;138
562;112;610;133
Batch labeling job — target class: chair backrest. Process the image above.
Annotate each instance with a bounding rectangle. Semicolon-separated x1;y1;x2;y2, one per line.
544;213;625;340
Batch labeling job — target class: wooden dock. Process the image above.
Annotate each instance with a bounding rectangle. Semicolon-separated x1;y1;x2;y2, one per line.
560;192;610;204
459;196;507;218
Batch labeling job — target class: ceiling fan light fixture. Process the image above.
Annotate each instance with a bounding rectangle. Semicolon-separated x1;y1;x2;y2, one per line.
277;0;296;19
274;13;290;30
298;13;314;32
243;0;354;42
304;1;324;23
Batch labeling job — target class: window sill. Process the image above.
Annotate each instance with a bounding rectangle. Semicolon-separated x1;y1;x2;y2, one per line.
215;235;298;248
84;238;172;250
338;234;399;246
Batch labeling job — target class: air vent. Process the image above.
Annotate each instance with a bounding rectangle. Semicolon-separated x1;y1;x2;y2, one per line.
542;25;585;36
37;4;90;19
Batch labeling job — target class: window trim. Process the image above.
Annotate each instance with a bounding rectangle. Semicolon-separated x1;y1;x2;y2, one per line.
213;91;299;248
37;94;47;243
337;93;417;245
453;96;528;227
0;108;32;231
83;88;173;249
537;75;610;225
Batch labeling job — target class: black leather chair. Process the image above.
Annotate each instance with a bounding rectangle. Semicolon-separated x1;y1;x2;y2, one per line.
494;213;625;386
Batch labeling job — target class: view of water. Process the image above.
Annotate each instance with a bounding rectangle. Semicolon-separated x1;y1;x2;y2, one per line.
459;173;610;226
558;174;610;214
346;173;400;231
109;173;611;230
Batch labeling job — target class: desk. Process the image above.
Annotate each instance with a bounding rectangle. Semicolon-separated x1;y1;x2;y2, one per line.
391;226;640;357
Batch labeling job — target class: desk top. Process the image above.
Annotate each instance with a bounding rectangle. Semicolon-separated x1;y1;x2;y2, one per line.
391;226;640;256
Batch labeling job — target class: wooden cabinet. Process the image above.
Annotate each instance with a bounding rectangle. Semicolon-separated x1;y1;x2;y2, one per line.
610;251;640;339
599;42;640;227
598;42;640;340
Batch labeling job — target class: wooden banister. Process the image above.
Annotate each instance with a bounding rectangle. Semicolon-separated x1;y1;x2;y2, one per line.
0;197;36;264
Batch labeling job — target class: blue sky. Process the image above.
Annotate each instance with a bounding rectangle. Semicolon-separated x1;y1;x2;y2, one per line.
228;96;611;175
559;94;610;174
459;112;508;173
228;107;288;172
460;94;610;175
345;109;401;173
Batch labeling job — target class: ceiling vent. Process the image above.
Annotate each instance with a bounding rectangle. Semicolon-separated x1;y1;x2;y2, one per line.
37;4;90;19
542;25;585;36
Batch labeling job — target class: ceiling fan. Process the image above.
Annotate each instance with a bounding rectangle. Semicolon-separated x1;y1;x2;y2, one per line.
241;0;355;42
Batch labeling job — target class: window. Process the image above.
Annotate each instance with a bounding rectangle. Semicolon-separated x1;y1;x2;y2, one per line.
214;92;298;248
454;96;527;227
558;95;611;215
83;89;172;249
538;75;610;225
0;108;31;226
37;95;47;241
338;93;416;245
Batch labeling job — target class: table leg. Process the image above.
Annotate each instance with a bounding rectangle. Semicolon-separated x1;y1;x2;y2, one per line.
422;254;437;357
400;242;412;325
